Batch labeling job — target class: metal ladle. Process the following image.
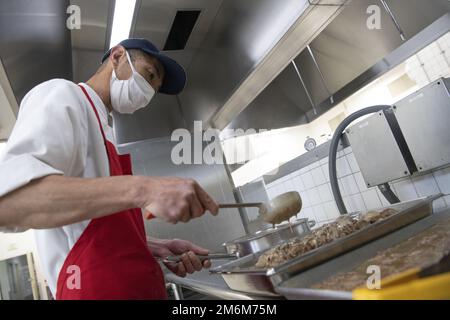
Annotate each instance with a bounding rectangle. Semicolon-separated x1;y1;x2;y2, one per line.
219;191;302;225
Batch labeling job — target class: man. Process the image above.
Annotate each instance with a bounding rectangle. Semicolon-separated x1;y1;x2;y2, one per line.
0;38;219;299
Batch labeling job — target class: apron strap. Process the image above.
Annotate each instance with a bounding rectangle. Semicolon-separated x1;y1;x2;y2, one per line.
78;84;110;157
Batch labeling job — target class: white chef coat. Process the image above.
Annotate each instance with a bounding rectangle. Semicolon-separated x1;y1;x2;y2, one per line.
0;79;116;296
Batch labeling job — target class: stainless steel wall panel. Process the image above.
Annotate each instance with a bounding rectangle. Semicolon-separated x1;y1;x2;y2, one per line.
118;138;247;251
70;0;113;83
179;0;338;130
113;94;188;144
229;1;450;133
0;0;73;103
237;181;271;234
225;64;311;132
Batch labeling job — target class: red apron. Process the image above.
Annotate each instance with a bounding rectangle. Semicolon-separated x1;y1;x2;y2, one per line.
56;85;167;300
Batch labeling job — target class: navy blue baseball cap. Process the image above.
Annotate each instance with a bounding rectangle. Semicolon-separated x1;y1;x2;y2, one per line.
102;38;186;95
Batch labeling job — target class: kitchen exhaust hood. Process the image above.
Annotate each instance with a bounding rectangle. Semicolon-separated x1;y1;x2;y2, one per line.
225;0;450;133
2;0;448;145
0;0;73;105
113;0;348;144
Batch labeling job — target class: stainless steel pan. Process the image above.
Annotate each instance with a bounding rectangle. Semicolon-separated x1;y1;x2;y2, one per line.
223;218;316;257
211;195;440;296
219;191;302;225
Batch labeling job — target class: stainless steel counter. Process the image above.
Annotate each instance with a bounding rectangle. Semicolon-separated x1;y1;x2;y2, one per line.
277;206;450;299
164;260;279;300
164;206;450;300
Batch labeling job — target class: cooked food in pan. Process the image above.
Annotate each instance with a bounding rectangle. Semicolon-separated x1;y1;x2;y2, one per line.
255;208;397;268
312;218;450;291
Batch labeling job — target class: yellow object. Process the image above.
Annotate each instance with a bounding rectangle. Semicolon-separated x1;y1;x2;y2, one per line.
353;268;450;300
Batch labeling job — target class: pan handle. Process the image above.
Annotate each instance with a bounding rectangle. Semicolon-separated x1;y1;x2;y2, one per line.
307;220;316;228
160;252;239;264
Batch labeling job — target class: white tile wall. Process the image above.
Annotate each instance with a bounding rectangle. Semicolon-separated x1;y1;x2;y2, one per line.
412;173;440;197
377;188;391;207
433;167;450;207
284;179;296;194
344;147;353;155
354;172;368;192
348;193;367;212
301;189;311;208
301;171;315;189
341;174;359;196
293;175;305;192
319;157;329;165
323;201;340;220
321;163;330;182
406;32;450;88
338;180;348;197
302;207;315;222
433;167;450;193
392;178;417;201
311;166;327;186
265;146;450;225
342;196;353;212
312;204;327;222
306;188;322;206
317;183;333;202
346;153;360;173
309;161;320;170
412;173;448;210
336;157;352;178
361;189;382;209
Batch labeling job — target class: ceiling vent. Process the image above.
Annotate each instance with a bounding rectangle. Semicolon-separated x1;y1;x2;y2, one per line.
163;10;201;51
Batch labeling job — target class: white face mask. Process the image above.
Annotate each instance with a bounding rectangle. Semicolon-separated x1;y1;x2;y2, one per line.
110;50;155;114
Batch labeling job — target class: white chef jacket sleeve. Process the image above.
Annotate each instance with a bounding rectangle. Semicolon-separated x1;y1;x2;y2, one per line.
0;79;88;199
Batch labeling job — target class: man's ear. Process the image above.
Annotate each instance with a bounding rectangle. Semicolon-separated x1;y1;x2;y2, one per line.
109;45;125;68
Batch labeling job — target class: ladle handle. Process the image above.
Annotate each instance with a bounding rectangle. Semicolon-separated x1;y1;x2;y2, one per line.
161;253;238;264
219;203;263;209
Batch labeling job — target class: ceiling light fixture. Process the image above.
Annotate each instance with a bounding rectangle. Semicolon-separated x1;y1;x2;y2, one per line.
109;0;137;49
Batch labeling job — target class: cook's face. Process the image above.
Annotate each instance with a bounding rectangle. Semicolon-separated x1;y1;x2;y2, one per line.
114;48;165;92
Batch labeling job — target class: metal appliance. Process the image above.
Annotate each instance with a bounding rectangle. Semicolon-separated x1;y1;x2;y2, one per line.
223;218;316;257
347;78;450;188
394;78;450;172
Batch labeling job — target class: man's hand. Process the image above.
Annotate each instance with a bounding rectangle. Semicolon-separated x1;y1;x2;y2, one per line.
137;177;219;224
148;237;211;278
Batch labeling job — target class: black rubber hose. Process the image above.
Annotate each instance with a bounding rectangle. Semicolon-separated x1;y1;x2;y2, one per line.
329;105;392;214
378;183;400;204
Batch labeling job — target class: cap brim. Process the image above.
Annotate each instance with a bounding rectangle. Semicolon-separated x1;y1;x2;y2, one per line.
147;51;187;95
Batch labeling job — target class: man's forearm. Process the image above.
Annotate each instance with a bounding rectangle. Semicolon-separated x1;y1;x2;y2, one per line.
147;236;169;247
0;173;219;230
0;175;144;230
